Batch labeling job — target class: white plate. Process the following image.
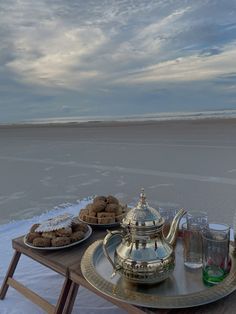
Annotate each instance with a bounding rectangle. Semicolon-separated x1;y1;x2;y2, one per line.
24;225;92;250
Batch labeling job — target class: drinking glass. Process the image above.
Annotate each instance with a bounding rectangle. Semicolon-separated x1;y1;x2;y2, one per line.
183;210;208;269
186;210;208;229
182;223;203;269
202;223;230;286
159;207;179;237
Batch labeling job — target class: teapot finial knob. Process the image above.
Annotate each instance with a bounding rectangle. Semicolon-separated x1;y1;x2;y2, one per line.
140;188;147;205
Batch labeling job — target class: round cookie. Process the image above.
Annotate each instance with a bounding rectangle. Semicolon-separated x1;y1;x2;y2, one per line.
105;203;119;213
85;204;94;211
107;195;119;205
79;209;89;221
92;200;107;212
27;232;41;243
33;237;51;247
116;205;123;216
56;227;72;237
70;231;85;243
72;222;88;233
88;208;97;216
86;203;97;216
51;237;70;247
71;217;80;225
42;231;56;239
30;223;40;233
93;196;107;203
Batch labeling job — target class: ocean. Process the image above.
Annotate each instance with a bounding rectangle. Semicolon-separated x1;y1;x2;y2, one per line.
1;109;236;126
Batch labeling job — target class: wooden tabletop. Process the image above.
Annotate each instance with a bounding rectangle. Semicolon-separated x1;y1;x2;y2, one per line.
12;231;236;314
12;228;107;277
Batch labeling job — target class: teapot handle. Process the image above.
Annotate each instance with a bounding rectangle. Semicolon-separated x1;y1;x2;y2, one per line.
103;230;123;278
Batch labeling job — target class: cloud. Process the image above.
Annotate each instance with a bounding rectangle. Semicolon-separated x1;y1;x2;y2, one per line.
114;42;236;84
1;1;196;90
0;0;236;122
3;0;236;89
6;24;106;88
110;6;193;63
1;0;110;89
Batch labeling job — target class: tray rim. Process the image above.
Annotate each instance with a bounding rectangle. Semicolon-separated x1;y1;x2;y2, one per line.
81;238;236;309
24;225;92;250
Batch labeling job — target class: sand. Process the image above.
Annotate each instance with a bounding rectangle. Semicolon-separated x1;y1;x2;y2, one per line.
1;118;236;226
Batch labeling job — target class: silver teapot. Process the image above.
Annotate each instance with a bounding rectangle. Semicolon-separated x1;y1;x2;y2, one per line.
103;189;186;284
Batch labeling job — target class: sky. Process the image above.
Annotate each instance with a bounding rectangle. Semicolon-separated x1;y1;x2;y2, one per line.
0;0;236;123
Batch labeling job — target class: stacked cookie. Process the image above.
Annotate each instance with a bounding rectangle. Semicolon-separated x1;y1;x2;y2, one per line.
26;219;88;247
79;195;128;224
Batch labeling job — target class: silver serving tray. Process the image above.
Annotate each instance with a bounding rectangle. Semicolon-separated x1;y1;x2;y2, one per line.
81;236;236;309
24;225;92;250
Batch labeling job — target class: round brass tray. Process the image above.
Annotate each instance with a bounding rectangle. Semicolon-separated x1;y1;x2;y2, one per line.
81;237;236;308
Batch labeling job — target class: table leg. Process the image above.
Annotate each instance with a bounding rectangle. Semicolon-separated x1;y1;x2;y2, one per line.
0;251;21;300
54;277;73;314
62;282;79;314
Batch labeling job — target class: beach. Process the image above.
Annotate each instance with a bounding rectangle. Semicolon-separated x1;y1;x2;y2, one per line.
1;118;236;313
1;118;236;226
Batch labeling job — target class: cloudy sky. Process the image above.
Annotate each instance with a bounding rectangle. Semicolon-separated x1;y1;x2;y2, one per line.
0;0;236;123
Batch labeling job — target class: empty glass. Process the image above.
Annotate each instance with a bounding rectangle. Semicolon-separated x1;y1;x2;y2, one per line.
183;210;208;269
159;207;179;237
186;210;208;230
182;223;203;269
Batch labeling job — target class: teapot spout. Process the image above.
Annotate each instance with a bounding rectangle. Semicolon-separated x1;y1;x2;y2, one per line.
165;208;186;246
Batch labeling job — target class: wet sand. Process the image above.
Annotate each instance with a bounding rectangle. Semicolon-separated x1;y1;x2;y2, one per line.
1;118;236;225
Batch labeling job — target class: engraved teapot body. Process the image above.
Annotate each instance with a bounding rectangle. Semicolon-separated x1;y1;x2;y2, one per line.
103;190;186;284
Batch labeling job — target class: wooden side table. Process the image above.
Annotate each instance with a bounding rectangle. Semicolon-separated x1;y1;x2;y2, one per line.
3;232;235;314
0;230;106;314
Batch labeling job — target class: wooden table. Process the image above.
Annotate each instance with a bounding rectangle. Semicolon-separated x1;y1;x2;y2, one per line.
0;229;156;314
0;229;106;314
1;231;236;314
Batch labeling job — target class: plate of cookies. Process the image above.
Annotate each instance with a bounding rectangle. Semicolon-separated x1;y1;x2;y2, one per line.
78;195;130;227
24;214;92;250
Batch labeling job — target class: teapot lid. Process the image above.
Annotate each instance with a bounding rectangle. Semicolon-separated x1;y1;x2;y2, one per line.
122;189;164;228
